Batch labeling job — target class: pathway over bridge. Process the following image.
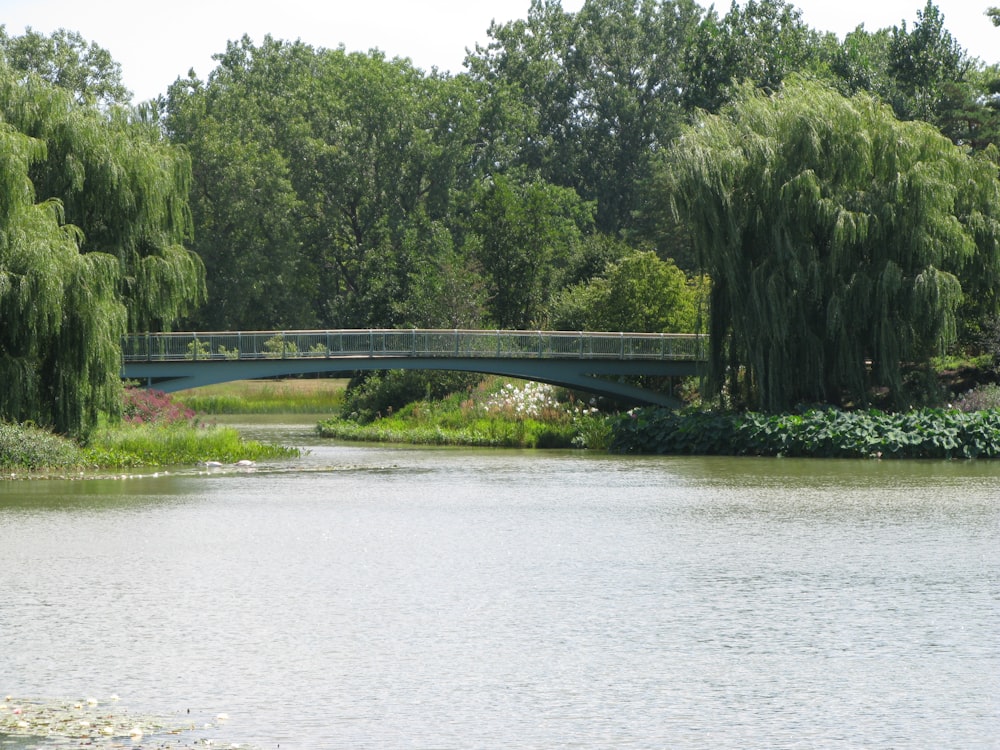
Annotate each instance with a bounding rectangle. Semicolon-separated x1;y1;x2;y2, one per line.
122;329;705;407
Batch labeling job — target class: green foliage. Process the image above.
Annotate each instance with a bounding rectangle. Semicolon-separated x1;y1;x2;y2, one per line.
472;174;594;328
0;39;203;435
262;334;297;358
173;379;345;414
84;423;297;468
167;37;482;330
660;76;1000;411
548;250;706;332
469;0;704;233
0;26;131;106
1;59;204;332
0;69;126;434
341;370;483;423
321;377;612;449
185;338;211;360
0;421;84;471
682;0;826;111
611;406;1000;459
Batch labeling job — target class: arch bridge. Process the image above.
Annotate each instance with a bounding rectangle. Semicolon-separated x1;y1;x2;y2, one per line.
122;329;705;407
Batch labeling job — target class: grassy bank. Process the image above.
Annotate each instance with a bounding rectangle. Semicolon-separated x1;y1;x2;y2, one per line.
174;378;347;414
318;379;614;449
2;386;300;476
84;422;297;468
1;420;297;474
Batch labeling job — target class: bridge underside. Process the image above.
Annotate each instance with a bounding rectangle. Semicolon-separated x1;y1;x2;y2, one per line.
124;356;701;408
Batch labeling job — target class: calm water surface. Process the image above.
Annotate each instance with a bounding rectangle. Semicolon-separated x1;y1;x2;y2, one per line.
1;421;998;748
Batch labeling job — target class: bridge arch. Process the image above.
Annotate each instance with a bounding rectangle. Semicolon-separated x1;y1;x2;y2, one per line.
122;329;704;407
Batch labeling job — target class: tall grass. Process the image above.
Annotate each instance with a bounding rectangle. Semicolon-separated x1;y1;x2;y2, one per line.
174;378;346;414
85;422;298;468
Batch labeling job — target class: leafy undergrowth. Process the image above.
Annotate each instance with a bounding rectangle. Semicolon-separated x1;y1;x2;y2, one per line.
0;422;84;472
611;406;1000;459
319;379;614;449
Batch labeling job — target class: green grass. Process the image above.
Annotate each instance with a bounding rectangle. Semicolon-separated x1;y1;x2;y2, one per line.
1;419;298;475
174;378;347;414
84;422;298;468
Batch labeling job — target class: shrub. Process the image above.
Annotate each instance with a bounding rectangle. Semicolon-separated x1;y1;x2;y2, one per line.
0;422;84;471
953;384;1000;412
341;370;481;423
123;387;197;425
610;406;1000;459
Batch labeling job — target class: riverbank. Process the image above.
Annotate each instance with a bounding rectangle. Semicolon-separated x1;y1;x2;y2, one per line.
1;385;300;476
611;406;1000;459
313;373;1000;458
317;379;614;449
0;420;297;476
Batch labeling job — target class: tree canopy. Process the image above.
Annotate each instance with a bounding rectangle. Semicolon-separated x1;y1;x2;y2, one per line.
0;26;131;106
660;76;1000;410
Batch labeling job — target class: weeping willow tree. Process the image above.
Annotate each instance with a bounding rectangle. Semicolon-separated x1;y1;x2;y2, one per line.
0;71;205;331
0;119;125;433
661;76;1000;410
0;62;205;433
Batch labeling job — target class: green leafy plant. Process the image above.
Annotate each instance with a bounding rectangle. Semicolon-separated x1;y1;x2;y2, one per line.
611;406;1000;459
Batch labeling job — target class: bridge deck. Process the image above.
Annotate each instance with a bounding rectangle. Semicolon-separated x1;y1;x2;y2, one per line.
122;329;705;407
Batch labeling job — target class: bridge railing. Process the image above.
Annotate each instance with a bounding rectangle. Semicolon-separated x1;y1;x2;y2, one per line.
122;329;705;362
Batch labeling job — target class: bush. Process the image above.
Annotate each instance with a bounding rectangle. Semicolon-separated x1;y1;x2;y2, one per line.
953;384;1000;412
123;387;197;425
610;406;1000;459
0;422;84;471
341;370;481;423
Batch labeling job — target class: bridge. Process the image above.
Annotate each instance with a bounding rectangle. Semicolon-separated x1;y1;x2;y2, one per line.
122;329;706;407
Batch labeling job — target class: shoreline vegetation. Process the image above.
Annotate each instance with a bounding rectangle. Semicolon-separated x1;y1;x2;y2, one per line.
7;373;1000;476
317;377;613;450
1;386;300;477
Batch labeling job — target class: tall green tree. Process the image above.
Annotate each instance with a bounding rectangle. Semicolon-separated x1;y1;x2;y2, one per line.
0;69;123;433
468;0;704;234
168;37;482;329
660;77;1000;410
681;0;827;112
471;174;593;329
0;52;203;433
0;26;130;106
548;250;704;332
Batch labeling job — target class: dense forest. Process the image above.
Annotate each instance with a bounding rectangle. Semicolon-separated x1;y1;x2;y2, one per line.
2;0;1000;432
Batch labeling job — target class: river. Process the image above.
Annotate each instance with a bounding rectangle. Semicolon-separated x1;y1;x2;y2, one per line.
1;420;998;749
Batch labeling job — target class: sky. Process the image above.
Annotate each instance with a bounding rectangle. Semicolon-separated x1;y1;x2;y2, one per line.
2;0;998;103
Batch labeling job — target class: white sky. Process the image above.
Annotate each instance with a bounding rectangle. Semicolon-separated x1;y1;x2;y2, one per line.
2;0;997;102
